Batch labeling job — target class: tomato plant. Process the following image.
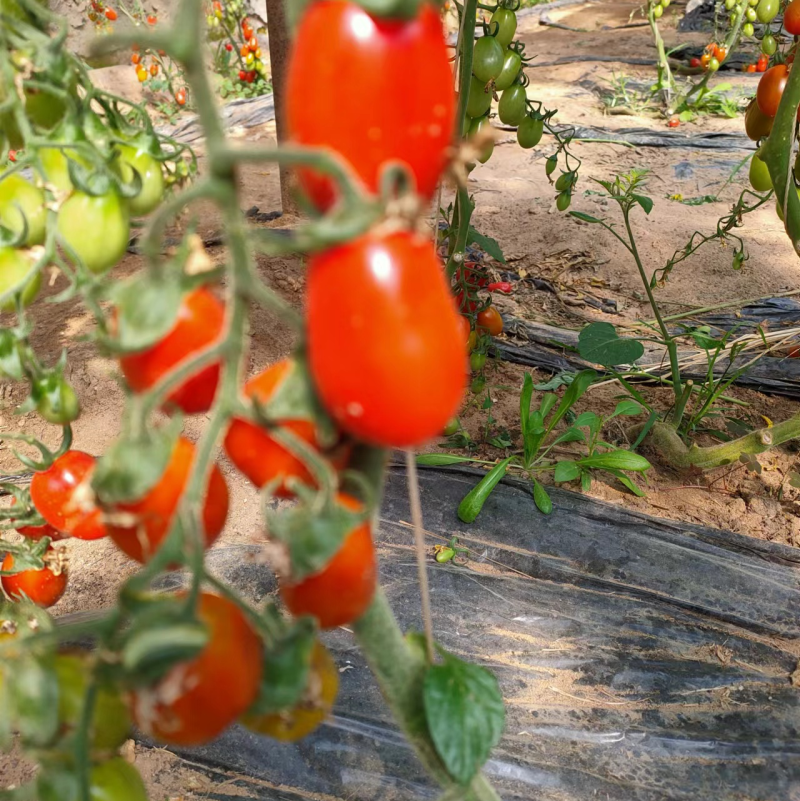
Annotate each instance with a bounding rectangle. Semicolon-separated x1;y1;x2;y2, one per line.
1;548;67;607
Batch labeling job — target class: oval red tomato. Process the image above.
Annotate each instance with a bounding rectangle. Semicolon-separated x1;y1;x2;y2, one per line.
107;436;229;564
119;287;224;415
286;1;455;210
10;497;65;541
307;230;466;447
477;306;504;336
757;64;788;117
1;547;67;607
280;493;376;629
785;0;800;33
30;451;108;540
129;592;263;746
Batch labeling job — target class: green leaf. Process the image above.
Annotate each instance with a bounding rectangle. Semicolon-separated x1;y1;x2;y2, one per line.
551;428;585;446
0;330;24;381
248;618;316;715
417;454;476;466
547;369;597;433
554;460;580;483
10;655;59;748
630;410;657;451
578;322;644;367
467;226;507;264
534;371;575;391
631;194;653;214
519;373;534;442
569;211;603;224
423;651;505;785
611;399;643;418
789;471;800;489
457;458;513;523
605;469;646;497
573;411;601;439
578;451;651;472
580;471;592;492
122;621;209;679
532;480;552;514
538;392;558;420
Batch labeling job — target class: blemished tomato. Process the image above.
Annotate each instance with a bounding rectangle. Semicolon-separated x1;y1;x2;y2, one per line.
517;115;544;148
286;1;454;210
54;652;131;749
38;758;148;801
472;35;504;83
0;174;46;246
107;436;229;564
11;497;65;541
114;144;165;216
468;115;494;164
224;360;349;497
749;154;773;191
1;548;67;608
130;592;263;745
242;641;339;742
477;306;504;337
785;0;800;33
30;450;108;541
280;494;377;629
0;248;41;312
57;191;130;274
498;84;528;126
466;74;493;118
307;230;466;447
494;48;522;91
490;6;517;48
119;287;224;415
745;97;773;140
757;64;788;117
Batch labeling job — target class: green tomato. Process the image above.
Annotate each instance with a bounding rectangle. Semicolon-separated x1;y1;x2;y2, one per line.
115;144;165;217
749;154;773;191
469;115;494;164
745;6;757;20
662;0;671;6
0;247;41;312
517;115;544;149
762;33;777;55
38;759;148;801
443;418;460;436
470;375;486;395
472;35;505;83
730;10;739;22
498;84;527;126
490;7;517;49
470;351;487;372
725;0;735;8
494;49;522;92
0;174;46;246
742;21;754;35
554;171;575;191
545;154;558;176
54;654;131;750
39;147;90;193
794;152;800;182
34;375;80;425
466;75;493;119
708;56;720;71
653;4;663;17
756;0;779;21
57;191;130;274
556;190;572;211
775;187;800;221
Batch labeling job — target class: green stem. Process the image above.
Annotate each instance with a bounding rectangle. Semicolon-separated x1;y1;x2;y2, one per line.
647;4;674;104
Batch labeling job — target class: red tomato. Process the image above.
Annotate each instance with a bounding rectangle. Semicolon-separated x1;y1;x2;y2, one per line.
30;451;107;541
789;346;800;358
700;53;711;67
1;548;67;608
477;306;504;337
689;57;701;68
307;230;466;447
667;116;680;128
224;360;349;497
280;493;376;629
106;436;228;564
286;1;455;210
105;7;117;20
10;497;65;541
130;592;262;745
119;288;224;415
757;64;788;117
756;56;768;73
487;281;513;293
747;64;757;73
785;0;800;34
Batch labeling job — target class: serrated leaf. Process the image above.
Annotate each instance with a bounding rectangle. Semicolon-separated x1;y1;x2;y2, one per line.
554;460;580;483
468;226;506;264
631;194;653;214
578;450;651;472
457;458;513;524
532;480;552;514
611;399;643;418
569;211;603;224
417;454;476;466
423;651;505;785
578;322;644;367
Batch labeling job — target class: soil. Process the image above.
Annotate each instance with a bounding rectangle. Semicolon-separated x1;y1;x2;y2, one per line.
3;0;800;795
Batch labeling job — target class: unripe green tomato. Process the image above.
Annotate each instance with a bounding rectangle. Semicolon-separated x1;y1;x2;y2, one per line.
497;84;527;126
39;147;89;193
756;0;779;21
545;154;558;176
749;154;773;191
0;174;46;246
748;0;758;5
556;191;571;211
662;0;671;7
742;22;754;35
653;4;663;17
0;247;41;311
35;375;80;425
732;249;745;270
725;0;735;9
730;10;739;22
745;6;757;21
775;187;800;221
517;115;544;149
762;33;777;55
470;351;487;372
708;56;720;71
470;375;486;394
494;49;522;92
114;144;165;217
469;115;494;164
794;152;800;182
555;171;574;191
472;35;505;83
38;759;148;801
466;75;493;119
443;418;459;436
490;7;517;48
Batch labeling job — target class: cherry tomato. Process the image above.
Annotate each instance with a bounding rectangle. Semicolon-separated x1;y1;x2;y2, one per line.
745;97;773;140
494;48;522;91
443;417;460;436
477;306;504;337
457;313;471;344
307;230;466;447
39;147;89;193
107;436;229;565
1;548;67;608
517;115;544;149
689;57;701;68
757;64;788;117
104;7;117;19
667;115;680;128
700;53;711;67
286;1;454;210
38;758;148;801
147;14;157;23
785;0;800;33
466;74;493;118
176;89;187;106
54;652;131;749
224;360;349;497
756;56;768;73
0;174;46;246
34;375;80;425
747;64;757;73
470;351;487;372
119;287;224;415
472;35;504;83
487;281;512;293
742;21;754;36
149;63;159;77
130;592;263;745
225;42;233;51
30;451;108;541
762;33;777;56
468;115;494;164
749;153;773;191
498;84;527;126
57;191;130;274
0;248;41;312
10;497;65;541
467;330;478;352
114;144;164;216
131;52;141;65
280;494;377;629
757;0;779;21
242;641;338;742
708;57;720;72
490;7;517;48
136;66;148;82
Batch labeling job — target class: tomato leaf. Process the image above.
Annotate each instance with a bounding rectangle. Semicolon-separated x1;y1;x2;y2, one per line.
416;454;476;466
0;330;24;381
9;655;59;748
554;460;580;483
467;226;507;264
423;650;505;785
457;457;513;523
578;322;644;367
578;450;651;472
631;194;653;215
569;211;603;224
532;479;552;514
248;618;316;716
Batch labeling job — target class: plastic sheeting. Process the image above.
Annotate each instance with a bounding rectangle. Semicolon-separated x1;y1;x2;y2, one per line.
119;465;800;801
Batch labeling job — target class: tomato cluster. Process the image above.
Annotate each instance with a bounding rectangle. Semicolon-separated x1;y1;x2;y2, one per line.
649;0;671;20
